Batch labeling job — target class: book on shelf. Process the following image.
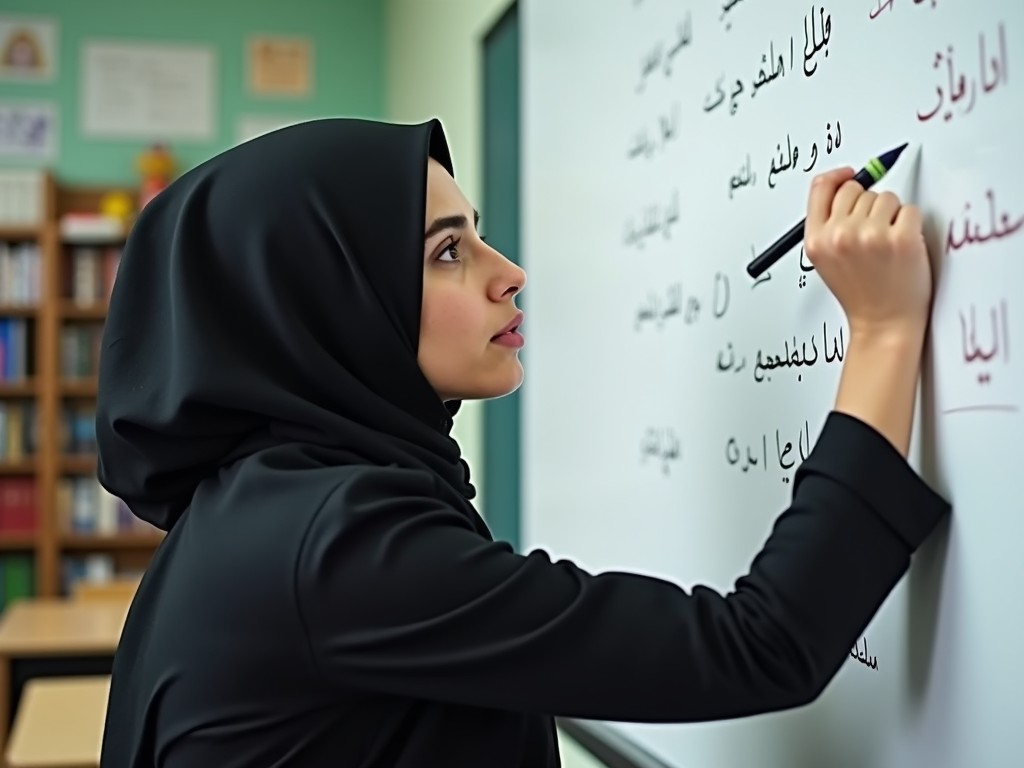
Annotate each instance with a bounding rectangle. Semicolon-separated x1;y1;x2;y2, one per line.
58;475;158;538
61;401;95;455
0;318;34;381
0;241;41;305
0;401;37;462
0;554;34;610
0;477;36;533
60;323;102;379
66;244;120;306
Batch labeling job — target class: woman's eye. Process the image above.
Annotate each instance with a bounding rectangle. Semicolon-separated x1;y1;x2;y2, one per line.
437;239;460;262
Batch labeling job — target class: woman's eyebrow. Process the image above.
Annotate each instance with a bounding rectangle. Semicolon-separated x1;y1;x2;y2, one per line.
424;209;481;240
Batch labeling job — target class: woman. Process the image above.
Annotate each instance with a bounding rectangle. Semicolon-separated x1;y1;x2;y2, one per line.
96;118;948;767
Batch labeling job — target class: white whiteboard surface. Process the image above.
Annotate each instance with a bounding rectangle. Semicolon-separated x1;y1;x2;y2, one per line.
521;2;1023;767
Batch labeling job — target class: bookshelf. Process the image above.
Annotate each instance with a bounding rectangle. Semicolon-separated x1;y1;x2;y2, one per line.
0;171;54;609
0;171;163;606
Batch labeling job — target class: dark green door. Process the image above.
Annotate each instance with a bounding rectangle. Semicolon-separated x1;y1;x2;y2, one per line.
481;2;521;550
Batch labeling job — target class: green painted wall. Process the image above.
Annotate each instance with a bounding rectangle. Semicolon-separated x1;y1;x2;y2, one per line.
0;0;384;185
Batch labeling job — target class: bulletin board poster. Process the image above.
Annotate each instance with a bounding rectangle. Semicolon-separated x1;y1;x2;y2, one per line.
0;15;57;82
247;36;313;97
0;102;58;160
81;41;216;142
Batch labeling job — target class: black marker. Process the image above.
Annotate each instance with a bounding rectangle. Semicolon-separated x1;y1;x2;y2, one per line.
746;142;909;279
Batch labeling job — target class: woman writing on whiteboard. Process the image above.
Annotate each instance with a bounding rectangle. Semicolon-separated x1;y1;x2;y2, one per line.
95;119;948;767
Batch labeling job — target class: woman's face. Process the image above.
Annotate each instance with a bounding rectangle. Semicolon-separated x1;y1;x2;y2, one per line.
418;158;527;402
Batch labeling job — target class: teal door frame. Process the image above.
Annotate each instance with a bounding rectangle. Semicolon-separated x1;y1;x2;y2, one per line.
481;2;521;551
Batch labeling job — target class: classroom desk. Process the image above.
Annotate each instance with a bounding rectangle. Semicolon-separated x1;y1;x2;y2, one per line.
0;600;127;754
5;676;110;767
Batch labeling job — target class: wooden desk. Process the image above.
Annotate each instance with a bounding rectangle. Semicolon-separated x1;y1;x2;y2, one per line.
5;676;110;767
0;601;127;754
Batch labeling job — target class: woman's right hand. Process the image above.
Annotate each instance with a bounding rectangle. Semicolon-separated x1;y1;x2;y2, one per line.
802;166;934;458
803;166;932;341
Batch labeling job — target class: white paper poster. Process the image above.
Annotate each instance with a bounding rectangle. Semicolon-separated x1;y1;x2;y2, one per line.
0;15;57;82
81;41;216;141
247;36;313;96
0;102;57;159
236;114;315;144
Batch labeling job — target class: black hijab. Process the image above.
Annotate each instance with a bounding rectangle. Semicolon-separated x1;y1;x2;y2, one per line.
95;118;474;531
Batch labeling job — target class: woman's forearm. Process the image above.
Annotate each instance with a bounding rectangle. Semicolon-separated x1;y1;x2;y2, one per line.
833;327;926;458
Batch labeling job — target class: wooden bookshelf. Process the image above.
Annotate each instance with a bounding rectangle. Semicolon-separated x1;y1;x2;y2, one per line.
0;173;50;605
0;173;162;603
0;532;37;551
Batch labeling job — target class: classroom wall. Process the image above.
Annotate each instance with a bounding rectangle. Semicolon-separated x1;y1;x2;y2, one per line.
0;0;385;185
385;0;511;513
386;4;602;767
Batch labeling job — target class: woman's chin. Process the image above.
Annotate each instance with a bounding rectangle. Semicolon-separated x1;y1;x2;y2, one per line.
465;362;525;401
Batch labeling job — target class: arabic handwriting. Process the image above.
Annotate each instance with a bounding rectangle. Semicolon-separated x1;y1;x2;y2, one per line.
768;120;844;188
917;22;1008;123
627;131;653;162
943;322;1019;413
635;285;679;331
721;0;744;30
713;272;731;319
803;142;819;173
945;187;1024;253
960;300;1010;384
725;434;766;473
638;44;661;93
716;342;748;374
641;427;682;474
704;75;727;113
705;33;796;116
798;247;815;288
803;5;832;77
980;21;1009;93
627;102;682;161
752;38;792;96
768;134;800;189
800;121;841;174
725;420;811;481
624;189;681;249
729;153;758;198
870;0;937;20
667;14;693;63
850;637;879;670
684;294;702;325
825;120;842;154
730;79;745;114
776;419;811;477
869;0;894;17
753;321;845;382
637;14;693;91
635;283;701;331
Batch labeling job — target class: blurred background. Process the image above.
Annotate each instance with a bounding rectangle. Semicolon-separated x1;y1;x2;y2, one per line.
0;1;608;765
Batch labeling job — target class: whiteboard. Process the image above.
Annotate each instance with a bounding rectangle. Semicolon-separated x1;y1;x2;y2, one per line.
521;2;1023;766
